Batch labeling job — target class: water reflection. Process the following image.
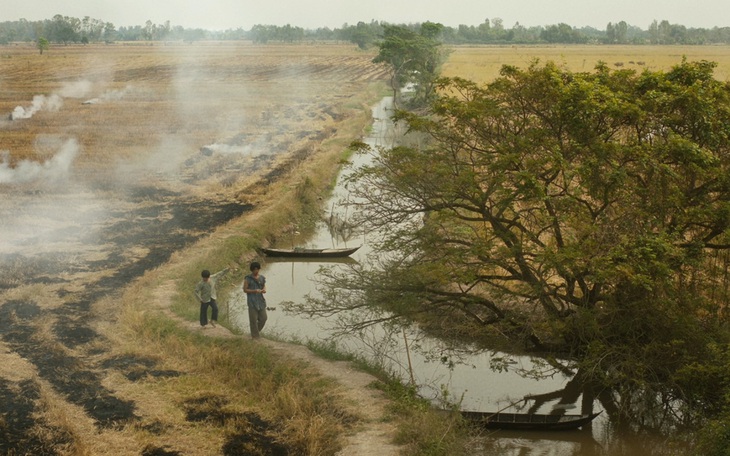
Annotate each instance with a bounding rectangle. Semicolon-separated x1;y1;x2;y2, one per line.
228;97;685;456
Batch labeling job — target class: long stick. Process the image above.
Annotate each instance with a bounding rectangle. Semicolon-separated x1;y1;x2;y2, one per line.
402;328;415;386
487;396;530;418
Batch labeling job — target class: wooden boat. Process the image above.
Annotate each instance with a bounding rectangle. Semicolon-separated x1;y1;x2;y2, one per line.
263;255;358;265
259;246;360;258
461;410;601;431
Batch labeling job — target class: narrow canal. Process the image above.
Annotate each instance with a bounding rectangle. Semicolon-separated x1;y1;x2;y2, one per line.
230;97;683;456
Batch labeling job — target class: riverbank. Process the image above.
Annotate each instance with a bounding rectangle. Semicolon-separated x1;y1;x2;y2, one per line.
105;86;469;454
109;83;392;454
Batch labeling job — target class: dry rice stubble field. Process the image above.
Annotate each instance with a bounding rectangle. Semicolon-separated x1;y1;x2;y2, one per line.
0;42;390;455
442;44;730;83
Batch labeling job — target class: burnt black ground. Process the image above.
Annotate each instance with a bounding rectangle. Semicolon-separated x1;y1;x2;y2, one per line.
0;378;72;455
0;186;273;454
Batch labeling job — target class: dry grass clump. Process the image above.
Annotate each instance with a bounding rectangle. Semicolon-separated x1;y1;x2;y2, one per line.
110;286;353;455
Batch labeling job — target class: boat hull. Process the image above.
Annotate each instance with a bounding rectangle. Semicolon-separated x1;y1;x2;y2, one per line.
259;246;360;258
461;411;601;431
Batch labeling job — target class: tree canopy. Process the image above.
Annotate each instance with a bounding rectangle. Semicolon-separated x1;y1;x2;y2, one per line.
2;15;730;45
302;59;730;429
372;23;447;107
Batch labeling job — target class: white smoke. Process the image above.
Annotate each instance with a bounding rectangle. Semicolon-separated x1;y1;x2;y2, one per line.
9;79;111;118
83;85;133;105
0;138;79;184
200;143;257;156
10;94;63;120
102;86;132;101
58;80;93;98
111;135;190;184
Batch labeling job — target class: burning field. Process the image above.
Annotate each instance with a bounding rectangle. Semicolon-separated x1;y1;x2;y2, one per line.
0;42;388;455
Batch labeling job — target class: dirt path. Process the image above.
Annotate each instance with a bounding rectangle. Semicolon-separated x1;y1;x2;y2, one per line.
153;280;403;456
262;340;402;456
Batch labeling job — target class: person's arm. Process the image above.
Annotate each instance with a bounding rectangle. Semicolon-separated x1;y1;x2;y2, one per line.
211;268;229;280
243;277;254;294
194;283;203;302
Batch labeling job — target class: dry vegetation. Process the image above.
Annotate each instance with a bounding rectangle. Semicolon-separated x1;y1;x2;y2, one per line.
442;44;730;83
1;42;385;182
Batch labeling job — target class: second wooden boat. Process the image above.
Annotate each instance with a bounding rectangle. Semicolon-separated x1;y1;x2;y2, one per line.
259;246;360;258
461;410;601;431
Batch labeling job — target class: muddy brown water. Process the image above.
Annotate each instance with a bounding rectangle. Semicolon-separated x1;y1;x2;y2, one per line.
229;98;686;456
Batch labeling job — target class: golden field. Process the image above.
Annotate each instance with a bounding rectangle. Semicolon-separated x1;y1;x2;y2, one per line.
442;44;730;83
0;42;386;178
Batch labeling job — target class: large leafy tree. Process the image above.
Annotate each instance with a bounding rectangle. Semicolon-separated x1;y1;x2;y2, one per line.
304;60;730;421
342;21;379;49
48;14;80;44
372;23;447;107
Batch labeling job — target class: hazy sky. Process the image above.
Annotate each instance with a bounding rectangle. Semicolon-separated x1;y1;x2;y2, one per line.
2;0;727;31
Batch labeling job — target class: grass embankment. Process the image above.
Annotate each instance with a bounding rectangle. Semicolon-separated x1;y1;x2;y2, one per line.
108;85;376;454
106;81;469;455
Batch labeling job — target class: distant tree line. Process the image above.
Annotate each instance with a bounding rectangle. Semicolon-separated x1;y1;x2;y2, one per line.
1;14;729;46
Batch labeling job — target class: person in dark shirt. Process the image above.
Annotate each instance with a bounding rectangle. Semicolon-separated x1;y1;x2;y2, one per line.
243;261;267;338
